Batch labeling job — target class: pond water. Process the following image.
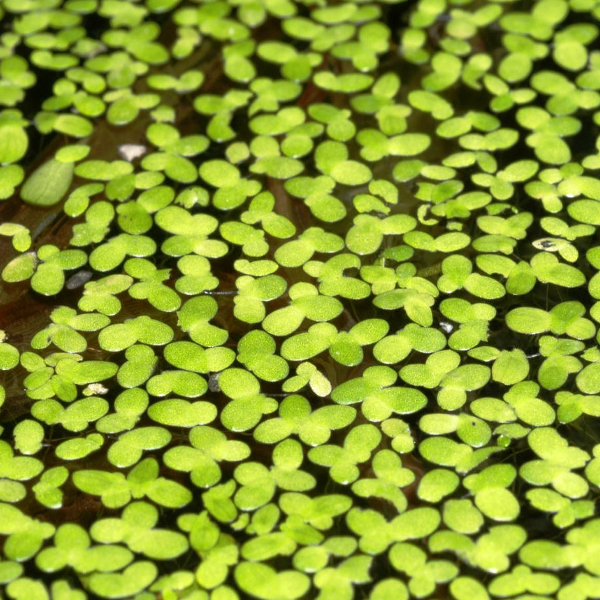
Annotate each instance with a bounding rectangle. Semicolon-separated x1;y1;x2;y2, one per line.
1;0;600;599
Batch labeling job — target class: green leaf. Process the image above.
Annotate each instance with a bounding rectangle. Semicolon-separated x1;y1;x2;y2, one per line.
506;307;551;334
84;562;158;599
0;342;19;370
418;469;460;503
21;159;73;207
492;350;530;385
450;577;490;600
531;252;585;287
199;160;240;188
0;114;28;164
234;562;310;600
148;398;216;427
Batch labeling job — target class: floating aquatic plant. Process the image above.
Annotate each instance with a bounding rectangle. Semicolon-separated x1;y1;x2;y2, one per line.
2;0;600;598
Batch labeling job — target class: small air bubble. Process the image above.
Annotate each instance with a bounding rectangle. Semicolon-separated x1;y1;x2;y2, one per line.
83;383;109;395
440;321;454;333
118;144;147;161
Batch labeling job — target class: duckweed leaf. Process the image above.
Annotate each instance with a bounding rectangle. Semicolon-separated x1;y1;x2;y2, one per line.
148;398;216;427
531;252;585;287
347;506;440;554
0;110;28;164
390;542;457;597
21;159;73;207
489;565;560;597
234;562;310;600
107;426;171;468
464;464;520;521
2;2;600;598
220;368;278;431
164;425;249;488
492;350;530;385
275;228;343;268
235;274;287;323
5;579;49;600
346;214;416;255
75;458;192;509
32;396;109;432
35;523;133;574
83;562;158;599
418;469;460;503
333;366;427;421
90;501;188;560
263;283;343;336
352;449;414;512
254;394;356;446
238;330;288;381
0;504;55;561
32;466;68;509
89;234;157;272
13;420;44;455
520;427;589;498
308;424;381;485
0;341;19;371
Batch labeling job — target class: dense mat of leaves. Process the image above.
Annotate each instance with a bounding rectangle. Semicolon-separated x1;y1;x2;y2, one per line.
2;0;600;598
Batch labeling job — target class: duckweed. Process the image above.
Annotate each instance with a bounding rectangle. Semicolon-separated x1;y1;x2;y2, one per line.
2;0;600;598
